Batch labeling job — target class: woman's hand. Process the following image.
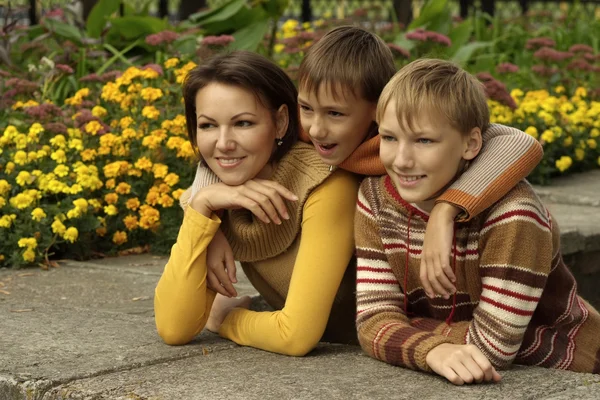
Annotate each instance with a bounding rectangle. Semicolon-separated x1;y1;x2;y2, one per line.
191;179;298;224
206;228;237;297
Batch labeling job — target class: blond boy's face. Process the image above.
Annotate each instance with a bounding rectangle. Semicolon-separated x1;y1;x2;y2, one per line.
379;100;481;212
298;83;376;166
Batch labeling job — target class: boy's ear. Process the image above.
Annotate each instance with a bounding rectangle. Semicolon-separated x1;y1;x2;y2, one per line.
463;127;482;161
275;104;289;140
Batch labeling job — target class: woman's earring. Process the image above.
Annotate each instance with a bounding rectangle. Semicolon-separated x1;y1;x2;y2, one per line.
276;138;283;146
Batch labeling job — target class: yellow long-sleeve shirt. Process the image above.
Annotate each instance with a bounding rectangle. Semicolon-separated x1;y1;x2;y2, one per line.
155;143;359;355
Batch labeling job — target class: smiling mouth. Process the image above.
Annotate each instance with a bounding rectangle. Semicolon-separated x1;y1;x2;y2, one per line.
216;157;245;166
398;175;426;182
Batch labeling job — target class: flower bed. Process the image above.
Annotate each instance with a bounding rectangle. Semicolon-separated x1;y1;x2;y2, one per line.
0;60;198;268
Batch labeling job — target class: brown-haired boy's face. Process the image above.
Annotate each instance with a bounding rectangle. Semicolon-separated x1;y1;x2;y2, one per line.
379;101;481;212
298;83;376;166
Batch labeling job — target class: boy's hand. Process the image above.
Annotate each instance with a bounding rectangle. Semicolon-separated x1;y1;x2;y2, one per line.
420;202;459;299
206;229;237;298
426;343;502;385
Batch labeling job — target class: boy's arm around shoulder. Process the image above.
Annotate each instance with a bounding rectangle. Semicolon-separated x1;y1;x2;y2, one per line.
355;177;454;372
438;124;543;221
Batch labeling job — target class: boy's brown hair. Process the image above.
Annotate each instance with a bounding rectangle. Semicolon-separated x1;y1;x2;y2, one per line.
377;59;490;135
298;26;396;103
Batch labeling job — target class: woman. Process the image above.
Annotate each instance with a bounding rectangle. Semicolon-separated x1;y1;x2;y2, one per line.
154;51;360;356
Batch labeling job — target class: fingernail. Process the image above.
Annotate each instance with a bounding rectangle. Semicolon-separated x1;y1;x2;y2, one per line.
444;294;449;300
283;213;289;220
291;195;298;200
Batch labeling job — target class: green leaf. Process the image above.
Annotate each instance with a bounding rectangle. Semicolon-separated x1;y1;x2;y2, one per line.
199;5;267;35
408;0;448;31
108;16;168;41
451;41;494;66
97;40;140;75
172;35;198;54
393;32;416;52
86;0;121;38
229;19;270;52
43;18;83;44
189;0;246;24
447;19;472;56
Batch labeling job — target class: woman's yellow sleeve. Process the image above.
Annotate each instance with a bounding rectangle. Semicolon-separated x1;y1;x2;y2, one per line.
154;207;221;345
219;170;360;356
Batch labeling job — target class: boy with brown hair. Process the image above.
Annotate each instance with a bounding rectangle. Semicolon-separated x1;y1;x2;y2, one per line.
355;58;600;384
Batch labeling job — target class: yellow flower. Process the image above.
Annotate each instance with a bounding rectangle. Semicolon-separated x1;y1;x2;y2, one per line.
31;207;47;221
152;163;169;179
172;188;185;200
16;171;34;186
105;193;119;205
112;230;128;245
540;130;555;143
120;116;135;129
50;134;67;148
142;105;160;119
105;178;116;190
115;182;131;195
145;190;159;206
126;198;140;211
23;248;36;262
18;237;38;249
555;156;572;172
554;85;565;94
139;205;160;230
274;44;285;54
51;149;67;163
140;88;163;102
123;215;139;231
67;128;82;138
80;149;97;162
563;136;573;147
587;139;597;149
5;161;16;174
0;197;5;208
158;194;174;208
14;150;28;165
63;227;79;243
0;180;11;196
85;120;103;135
67;207;82;219
575;148;585;161
51;219;66;235
163;173;180;187
9;192;35;209
574;87;587;98
0;215;14;228
135;157;153;171
104;204;118;216
164;58;180;68
96;226;107;236
29;122;44;135
54;165;70;177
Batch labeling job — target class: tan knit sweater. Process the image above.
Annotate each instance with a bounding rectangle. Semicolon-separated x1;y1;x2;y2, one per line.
355;176;600;373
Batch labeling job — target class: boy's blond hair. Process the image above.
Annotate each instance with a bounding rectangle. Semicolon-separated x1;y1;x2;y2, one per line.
298;26;396;103
377;59;490;135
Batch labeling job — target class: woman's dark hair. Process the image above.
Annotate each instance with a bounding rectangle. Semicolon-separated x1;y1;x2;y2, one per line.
183;50;299;163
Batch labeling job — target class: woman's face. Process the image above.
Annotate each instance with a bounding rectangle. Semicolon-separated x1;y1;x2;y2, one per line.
195;83;286;185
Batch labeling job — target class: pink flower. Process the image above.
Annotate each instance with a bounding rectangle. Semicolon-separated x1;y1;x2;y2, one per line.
567;58;594;72
569;44;594;54
24;103;63;120
201;35;235;47
533;47;573;62
79;73;102;83
145;30;179;46
525;37;555;50
406;28;451;47
531;64;559;77
476;73;516;109
43;122;68;134
387;43;410;58
496;62;519;74
56;64;74;74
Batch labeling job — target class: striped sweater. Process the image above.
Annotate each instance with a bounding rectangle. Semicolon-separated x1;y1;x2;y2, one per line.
355;176;600;374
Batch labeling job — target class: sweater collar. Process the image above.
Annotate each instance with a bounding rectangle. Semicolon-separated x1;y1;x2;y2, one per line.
222;143;332;262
